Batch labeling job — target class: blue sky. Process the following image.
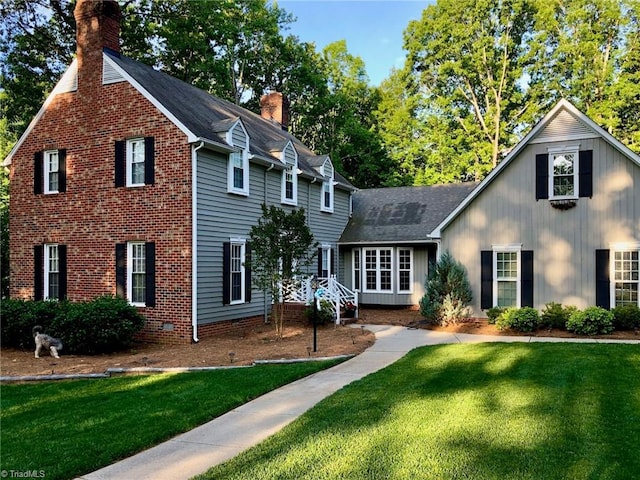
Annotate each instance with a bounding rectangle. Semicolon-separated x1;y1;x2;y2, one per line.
277;0;433;86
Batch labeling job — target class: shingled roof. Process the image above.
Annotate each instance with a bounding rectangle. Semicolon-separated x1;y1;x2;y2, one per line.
104;50;354;190
339;183;478;243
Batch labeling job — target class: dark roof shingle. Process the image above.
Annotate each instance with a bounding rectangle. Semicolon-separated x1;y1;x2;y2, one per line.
339;183;478;243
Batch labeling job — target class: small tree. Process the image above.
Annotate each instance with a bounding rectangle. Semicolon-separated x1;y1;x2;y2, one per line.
419;251;472;325
248;204;318;337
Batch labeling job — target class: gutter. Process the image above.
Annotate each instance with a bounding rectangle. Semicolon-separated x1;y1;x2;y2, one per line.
191;141;205;343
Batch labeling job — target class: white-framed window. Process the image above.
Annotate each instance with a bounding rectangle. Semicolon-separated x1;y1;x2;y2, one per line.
612;248;639;307
364;248;393;293
320;160;334;213
230;238;246;304
320;245;331;278
126;138;146;187
44;150;59;194
493;246;521;307
44;244;59;299
352;249;361;291
281;143;298;205
227;122;250;196
397;248;413;293
549;147;579;199
128;242;147;306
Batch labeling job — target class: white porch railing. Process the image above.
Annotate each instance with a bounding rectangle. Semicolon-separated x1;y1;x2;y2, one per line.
281;275;358;324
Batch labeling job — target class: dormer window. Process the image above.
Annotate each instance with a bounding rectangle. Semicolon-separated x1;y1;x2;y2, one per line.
321;160;334;213
281;142;298;205
227;121;249;196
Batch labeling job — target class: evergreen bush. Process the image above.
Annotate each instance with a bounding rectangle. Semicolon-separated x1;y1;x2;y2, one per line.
419;251;472;325
1;296;145;354
539;302;577;330
566;307;614;335
611;305;640;331
485;307;506;324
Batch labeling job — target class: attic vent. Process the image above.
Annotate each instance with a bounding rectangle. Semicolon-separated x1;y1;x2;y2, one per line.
532;110;595;143
103;57;125;85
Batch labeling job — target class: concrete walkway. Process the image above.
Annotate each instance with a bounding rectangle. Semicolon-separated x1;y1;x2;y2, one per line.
76;325;640;480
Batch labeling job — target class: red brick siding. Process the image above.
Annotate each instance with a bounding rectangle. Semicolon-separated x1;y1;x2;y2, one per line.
9;66;194;343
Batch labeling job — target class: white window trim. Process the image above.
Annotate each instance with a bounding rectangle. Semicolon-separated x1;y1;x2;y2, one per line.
226;121;250;196
320;160;334;213
281;163;298;206
126;138;145;188
227;149;250;196
397;248;414;293
43;244;59;300
352;248;361;292
320;244;332;278
127;241;146;307
609;242;640;308
44;150;59;194
363;248;394;293
492;245;522;308
548;146;579;200
230;237;247;305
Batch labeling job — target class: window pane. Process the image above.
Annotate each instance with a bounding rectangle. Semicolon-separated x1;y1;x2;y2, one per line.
353;250;361;291
47;152;59;192
129;140;145;185
614;250;639;306
399;271;410;291
130;243;146;303
496;252;517;279
497;281;517;307
552;153;575;197
380;271;392;290
366;271;377;290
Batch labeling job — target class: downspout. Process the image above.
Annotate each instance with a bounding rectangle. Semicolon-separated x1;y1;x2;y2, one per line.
264;164;274;324
191;141;205;343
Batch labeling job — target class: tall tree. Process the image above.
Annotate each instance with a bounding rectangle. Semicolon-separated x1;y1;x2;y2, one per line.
300;40;389;188
404;0;539;181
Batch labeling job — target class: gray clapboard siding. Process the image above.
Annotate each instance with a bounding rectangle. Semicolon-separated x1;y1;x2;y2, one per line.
442;136;639;317
196;148;353;325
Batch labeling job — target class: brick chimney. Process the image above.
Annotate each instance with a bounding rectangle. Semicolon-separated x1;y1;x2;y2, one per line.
260;92;290;131
74;0;121;88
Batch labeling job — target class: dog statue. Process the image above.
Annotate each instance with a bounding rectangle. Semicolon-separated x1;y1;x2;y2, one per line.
33;326;63;359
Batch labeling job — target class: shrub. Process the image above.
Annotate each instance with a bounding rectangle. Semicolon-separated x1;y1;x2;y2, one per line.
496;307;539;332
566;307;614;336
304;299;334;325
611;305;640;331
539;302;577;330
485;307;506;324
1;296;145;354
1;299;66;349
419;251;472;326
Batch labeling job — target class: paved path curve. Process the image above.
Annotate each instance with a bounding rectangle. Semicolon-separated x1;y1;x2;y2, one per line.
77;325;639;480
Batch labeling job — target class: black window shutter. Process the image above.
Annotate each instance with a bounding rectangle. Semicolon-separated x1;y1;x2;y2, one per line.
245;244;252;303
317;248;323;277
144;137;155;185
579;150;593;198
59;244;67;300
145;242;156;307
115;141;126;187
58;149;67;193
480;251;493;310
34;151;43;194
222;242;231;305
115;243;126;298
521;250;534;307
535;153;548;200
595;249;610;309
34;245;44;300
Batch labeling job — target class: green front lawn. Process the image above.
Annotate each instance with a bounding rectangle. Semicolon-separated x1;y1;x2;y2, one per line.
0;360;342;480
197;343;640;480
